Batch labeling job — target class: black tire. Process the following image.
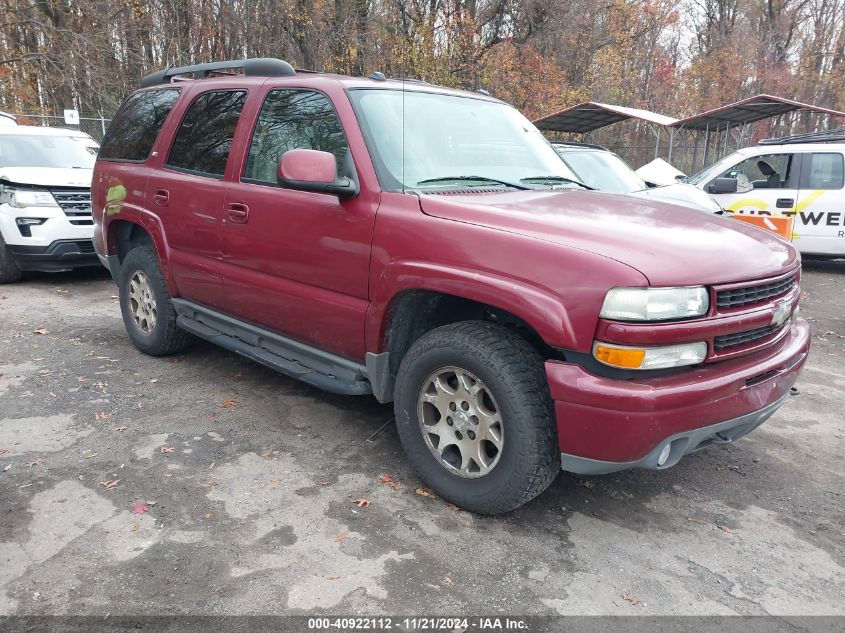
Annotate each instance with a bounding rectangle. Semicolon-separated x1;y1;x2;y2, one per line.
394;321;559;514
119;246;191;356
0;233;23;284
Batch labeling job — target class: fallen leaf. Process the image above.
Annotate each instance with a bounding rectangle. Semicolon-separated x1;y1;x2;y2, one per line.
444;501;462;511
577;480;595;489
55;288;69;294
258;449;273;458
0;448;8;456
83;452;98;459
150;378;159;383
622;590;640;605
26;458;45;468
378;473;400;491
130;500;150;515
318;480;332;486
98;479;120;490
160;446;175;454
95;412;112;420
32;327;49;335
443;576;453;586
114;426;128;432
326;575;340;580
3;464;10;472
415;487;433;497
353;497;371;508
203;512;212;519
129;520;140;533
220;399;238;408
335;531;348;542
208;462;216;470
717;525;735;534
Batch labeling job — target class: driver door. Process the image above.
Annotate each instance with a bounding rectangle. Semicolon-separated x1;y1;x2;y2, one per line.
709;151;800;220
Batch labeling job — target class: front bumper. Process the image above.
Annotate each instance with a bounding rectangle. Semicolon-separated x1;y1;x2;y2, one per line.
546;318;810;473
7;239;100;272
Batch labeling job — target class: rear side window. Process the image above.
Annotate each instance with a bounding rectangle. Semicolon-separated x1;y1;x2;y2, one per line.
244;89;348;184
807;153;844;190
167;90;247;178
99;89;179;162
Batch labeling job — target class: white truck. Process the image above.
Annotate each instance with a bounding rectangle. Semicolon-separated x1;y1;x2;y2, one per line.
0;125;100;283
687;129;845;258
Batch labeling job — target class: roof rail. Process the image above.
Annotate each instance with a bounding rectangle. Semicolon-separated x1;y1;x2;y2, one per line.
140;58;295;88
759;127;845;145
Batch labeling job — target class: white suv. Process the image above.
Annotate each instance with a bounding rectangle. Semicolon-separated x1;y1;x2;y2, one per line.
687;130;845;258
0;126;100;283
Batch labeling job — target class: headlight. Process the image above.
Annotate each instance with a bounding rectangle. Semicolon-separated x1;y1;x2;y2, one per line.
600;286;709;321
593;341;707;370
0;188;57;208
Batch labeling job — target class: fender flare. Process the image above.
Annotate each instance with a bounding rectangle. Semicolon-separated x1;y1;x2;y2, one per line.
365;259;578;353
104;207;177;294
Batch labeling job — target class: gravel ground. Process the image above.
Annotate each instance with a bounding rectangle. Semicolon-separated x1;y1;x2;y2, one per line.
0;261;842;617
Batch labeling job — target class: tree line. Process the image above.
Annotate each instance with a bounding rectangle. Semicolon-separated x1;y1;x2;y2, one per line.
0;1;843;132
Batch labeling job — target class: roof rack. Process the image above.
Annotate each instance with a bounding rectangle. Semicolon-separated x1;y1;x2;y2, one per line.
759;127;845;145
140;58;295;88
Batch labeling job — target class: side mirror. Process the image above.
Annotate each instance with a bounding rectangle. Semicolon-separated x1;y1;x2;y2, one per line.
278;149;358;197
707;177;738;194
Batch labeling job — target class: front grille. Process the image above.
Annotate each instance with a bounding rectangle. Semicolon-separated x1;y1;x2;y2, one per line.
713;324;781;349
50;189;92;219
716;274;797;309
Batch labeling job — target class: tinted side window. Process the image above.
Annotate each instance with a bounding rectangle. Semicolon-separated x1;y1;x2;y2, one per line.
167;90;247;177
807;153;844;190
99;89;179;161
244;90;348;184
722;153;795;189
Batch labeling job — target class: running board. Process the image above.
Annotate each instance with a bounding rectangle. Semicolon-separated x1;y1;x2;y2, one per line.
171;299;372;396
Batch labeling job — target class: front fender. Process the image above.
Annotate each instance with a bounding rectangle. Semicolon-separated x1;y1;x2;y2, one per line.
366;259;577;352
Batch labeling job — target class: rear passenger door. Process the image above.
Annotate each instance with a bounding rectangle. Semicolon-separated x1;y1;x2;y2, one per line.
793;151;845;256
220;88;377;360
147;89;247;309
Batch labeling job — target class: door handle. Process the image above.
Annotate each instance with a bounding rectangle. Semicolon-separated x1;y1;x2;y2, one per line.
225;202;249;224
153;189;169;206
776;198;794;209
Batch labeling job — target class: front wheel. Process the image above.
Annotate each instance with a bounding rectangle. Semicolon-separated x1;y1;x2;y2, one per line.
0;233;23;284
394;321;559;514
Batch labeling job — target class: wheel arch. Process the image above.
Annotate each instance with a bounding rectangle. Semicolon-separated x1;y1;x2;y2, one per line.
365;262;576;402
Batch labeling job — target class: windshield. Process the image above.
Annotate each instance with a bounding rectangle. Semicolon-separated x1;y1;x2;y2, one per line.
348;89;582;191
555;148;647;193
687;154;742;186
0;133;95;169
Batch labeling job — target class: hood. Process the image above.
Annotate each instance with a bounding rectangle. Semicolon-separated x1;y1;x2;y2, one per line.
628;182;722;213
0;167;93;188
418;190;798;286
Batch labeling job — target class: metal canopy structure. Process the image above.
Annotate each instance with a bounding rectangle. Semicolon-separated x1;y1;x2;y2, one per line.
534;101;678;133
672;94;845;130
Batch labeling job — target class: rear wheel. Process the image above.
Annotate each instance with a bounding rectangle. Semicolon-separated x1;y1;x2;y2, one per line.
119;246;191;356
0;233;23;284
394;321;559;514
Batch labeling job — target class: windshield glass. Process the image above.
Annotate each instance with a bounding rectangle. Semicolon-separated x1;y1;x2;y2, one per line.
349;89;582;191
0;133;95;169
555;149;647;193
687;154;742;185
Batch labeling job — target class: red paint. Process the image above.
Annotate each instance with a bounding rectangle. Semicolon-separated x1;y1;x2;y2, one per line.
93;73;810;468
279;148;337;183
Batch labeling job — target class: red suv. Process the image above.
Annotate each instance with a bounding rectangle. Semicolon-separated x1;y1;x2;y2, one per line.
92;58;810;514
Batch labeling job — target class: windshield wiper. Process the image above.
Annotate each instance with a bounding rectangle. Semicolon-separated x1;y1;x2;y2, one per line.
416;175;530;190
519;175;594;190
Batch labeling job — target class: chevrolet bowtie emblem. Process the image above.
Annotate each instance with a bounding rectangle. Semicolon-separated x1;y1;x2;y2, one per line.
771;301;791;327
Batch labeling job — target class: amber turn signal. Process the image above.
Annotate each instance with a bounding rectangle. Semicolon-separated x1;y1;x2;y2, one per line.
593;344;647;369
